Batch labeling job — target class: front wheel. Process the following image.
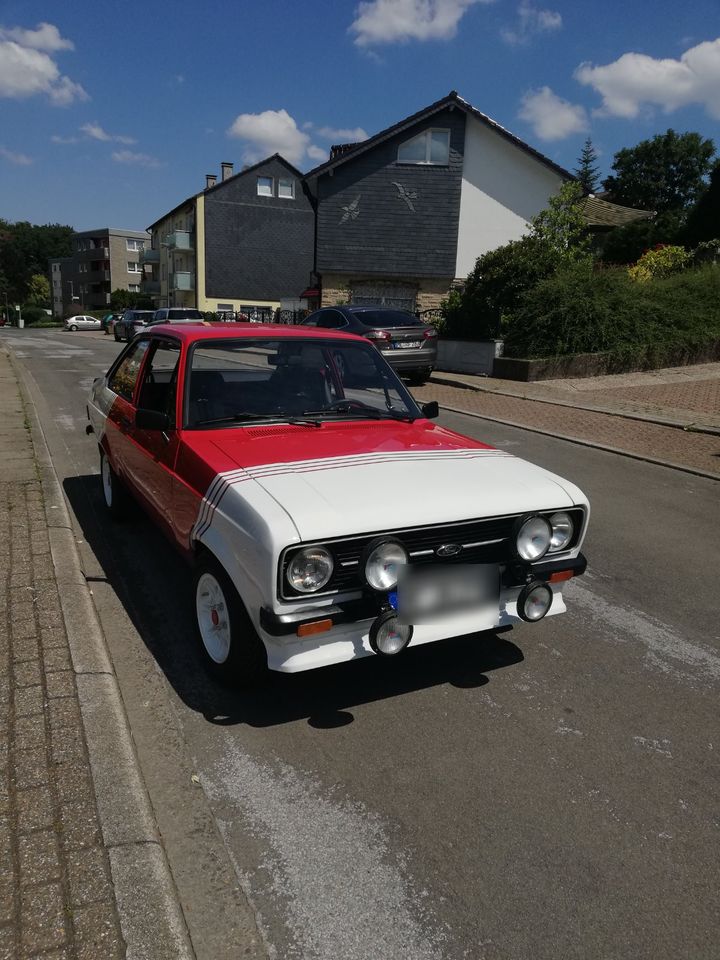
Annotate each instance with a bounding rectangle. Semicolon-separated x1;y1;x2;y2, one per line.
100;449;129;520
194;556;267;687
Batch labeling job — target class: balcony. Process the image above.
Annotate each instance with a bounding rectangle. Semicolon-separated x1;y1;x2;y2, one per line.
171;272;195;291
142;279;160;295
165;231;194;251
90;269;111;281
140;248;160;264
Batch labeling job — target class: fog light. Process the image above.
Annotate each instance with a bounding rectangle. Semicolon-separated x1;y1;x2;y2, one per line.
517;581;553;622
369;610;413;656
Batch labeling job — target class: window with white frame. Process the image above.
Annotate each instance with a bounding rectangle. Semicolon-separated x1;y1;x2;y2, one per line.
128;283;141;293
278;177;295;199
127;261;140;273
397;128;450;165
257;176;273;197
126;238;145;252
79;263;88;273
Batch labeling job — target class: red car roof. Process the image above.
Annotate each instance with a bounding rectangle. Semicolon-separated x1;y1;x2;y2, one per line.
146;322;368;344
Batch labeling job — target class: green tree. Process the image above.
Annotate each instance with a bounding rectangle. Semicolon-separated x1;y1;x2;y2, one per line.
603;129;716;214
27;273;50;306
574;138;600;194
110;288;154;310
684;165;720;246
0;220;73;304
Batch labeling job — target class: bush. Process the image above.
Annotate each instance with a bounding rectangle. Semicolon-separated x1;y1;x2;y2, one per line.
628;244;689;282
20;306;49;326
504;262;720;368
690;239;720;266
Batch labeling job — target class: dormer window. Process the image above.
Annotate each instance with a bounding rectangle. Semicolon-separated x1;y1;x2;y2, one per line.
257;176;273;197
397;128;450;165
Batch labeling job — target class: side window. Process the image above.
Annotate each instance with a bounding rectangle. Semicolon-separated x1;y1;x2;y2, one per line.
317;311;346;329
108;340;150;402
137;340;181;424
303;312;321;327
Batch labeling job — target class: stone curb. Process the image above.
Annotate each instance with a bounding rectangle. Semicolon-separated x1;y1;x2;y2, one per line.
437;402;720;483
429;374;720;437
8;350;195;960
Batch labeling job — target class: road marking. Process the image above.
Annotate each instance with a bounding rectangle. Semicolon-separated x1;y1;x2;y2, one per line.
566;579;720;683
205;746;448;960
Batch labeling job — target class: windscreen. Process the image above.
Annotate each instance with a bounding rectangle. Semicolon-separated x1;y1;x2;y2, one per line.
186;338;419;428
352;310;421;328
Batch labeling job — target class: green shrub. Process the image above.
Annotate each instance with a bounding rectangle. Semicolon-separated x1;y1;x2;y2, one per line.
690;239;720;266
20;306;49;326
628;245;689;282
504;262;720;368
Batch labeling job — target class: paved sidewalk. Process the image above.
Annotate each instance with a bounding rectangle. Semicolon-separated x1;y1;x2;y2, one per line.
432;361;720;435
416;368;720;479
0;349;194;959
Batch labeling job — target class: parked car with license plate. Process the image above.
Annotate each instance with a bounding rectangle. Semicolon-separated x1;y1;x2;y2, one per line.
86;324;589;687
64;314;102;332
113;309;155;342
302;306;437;384
149;308;205;326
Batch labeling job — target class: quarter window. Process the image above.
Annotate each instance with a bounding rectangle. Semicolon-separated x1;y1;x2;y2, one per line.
108;340;150;402
397;129;450;165
257;176;273;197
278;178;295;199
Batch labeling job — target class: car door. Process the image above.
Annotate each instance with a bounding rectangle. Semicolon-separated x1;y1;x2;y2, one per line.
124;337;182;531
104;338;151;483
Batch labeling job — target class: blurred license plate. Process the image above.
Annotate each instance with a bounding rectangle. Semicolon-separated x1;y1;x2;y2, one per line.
397;564;499;624
393;341;422;349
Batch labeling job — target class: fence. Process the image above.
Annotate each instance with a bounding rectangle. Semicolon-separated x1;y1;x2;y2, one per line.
207;308;308;325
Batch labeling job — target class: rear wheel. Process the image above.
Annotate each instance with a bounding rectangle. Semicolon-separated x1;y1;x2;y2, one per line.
69;323;78;332
194;555;267;687
407;368;432;386
113;326;121;342
100;449;128;520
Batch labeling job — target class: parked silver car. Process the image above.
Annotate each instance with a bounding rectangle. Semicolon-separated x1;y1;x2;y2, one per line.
64;315;102;332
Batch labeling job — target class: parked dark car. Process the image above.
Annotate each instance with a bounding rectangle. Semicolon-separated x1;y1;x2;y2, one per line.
113;310;155;342
302;306;437;384
149;308;205;326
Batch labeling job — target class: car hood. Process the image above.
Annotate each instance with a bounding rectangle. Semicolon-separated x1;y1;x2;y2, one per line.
206;421;586;541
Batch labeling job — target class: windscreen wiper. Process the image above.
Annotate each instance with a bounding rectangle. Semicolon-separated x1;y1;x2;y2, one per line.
303;402;415;422
194;412;322;428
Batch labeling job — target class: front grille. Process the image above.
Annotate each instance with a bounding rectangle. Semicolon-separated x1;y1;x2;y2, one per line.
280;508;584;599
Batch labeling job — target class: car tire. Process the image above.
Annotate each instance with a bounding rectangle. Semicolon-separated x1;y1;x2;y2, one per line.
194;554;268;688
100;449;129;520
69;324;78;332
113;327;121;342
407;368;431;386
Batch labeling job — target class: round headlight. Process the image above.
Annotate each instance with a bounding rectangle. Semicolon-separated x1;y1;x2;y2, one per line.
364;540;408;591
515;516;552;561
549;512;574;552
287;546;334;593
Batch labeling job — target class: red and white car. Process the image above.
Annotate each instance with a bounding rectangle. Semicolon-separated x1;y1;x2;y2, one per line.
87;324;589;685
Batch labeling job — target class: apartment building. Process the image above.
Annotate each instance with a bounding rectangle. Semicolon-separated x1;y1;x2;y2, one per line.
144;157;315;316
50;227;150;314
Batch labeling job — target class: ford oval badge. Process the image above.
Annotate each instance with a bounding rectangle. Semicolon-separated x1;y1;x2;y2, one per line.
436;543;462;558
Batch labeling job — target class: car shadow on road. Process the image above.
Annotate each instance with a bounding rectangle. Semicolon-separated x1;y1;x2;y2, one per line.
64;474;524;729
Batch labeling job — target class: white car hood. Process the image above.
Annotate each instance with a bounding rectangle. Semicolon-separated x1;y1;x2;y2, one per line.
246;449;584;541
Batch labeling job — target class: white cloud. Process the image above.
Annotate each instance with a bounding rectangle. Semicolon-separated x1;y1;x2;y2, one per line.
2;22;73;51
112;149;163;168
576;37;720;121
518;86;588;140
80;122;136;144
0;23;87;106
51;134;79;143
316;125;369;141
501;0;561;45
349;0;492;48
227;108;311;166
0;145;33;165
307;144;328;162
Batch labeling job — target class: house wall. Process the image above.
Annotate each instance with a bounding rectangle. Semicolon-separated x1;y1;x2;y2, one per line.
320;273;451;311
455;116;567;277
203;157;314;302
315;107;466;279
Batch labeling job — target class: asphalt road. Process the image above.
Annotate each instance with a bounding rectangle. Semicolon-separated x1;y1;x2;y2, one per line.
4;327;719;960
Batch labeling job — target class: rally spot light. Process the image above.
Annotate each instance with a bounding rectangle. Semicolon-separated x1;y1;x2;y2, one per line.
517;581;553;622
369;610;413;656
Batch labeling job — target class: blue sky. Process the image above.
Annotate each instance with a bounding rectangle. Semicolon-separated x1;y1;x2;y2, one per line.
1;0;719;231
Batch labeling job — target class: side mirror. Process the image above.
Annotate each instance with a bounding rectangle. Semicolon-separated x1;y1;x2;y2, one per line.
135;408;171;431
421;401;439;420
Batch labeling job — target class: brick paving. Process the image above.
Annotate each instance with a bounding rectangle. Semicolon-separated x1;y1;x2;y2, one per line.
414;380;720;478
0;352;125;958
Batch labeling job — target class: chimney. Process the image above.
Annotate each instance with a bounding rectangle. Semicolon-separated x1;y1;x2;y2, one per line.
205;173;217;189
221;162;233;181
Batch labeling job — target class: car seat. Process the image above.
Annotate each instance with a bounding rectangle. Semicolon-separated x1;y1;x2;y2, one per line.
188;371;228;424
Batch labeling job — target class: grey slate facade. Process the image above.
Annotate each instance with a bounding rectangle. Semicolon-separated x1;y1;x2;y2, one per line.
204;156;314;301
315;107;466;279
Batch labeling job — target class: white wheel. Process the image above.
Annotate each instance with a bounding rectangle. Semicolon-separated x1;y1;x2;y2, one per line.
69;324;78;331
100;449;127;519
102;454;113;508
196;572;231;665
